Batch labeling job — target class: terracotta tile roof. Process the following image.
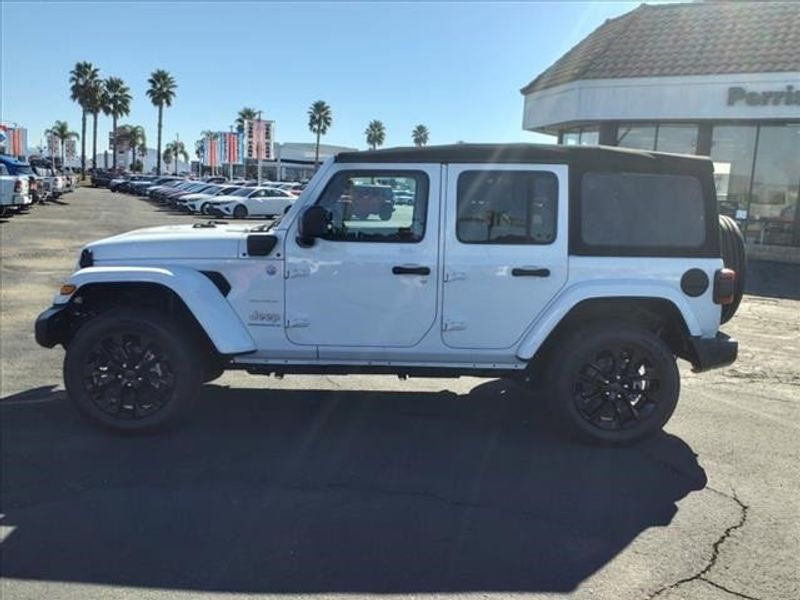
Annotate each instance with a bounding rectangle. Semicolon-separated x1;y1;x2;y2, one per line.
521;2;800;94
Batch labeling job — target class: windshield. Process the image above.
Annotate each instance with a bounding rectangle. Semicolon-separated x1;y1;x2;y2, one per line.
231;187;255;197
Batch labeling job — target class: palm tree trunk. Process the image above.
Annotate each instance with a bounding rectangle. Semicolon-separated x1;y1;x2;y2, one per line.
111;115;118;170
131;146;136;172
156;105;163;175
92;112;98;171
314;130;320;168
61;139;65;167
80;109;87;177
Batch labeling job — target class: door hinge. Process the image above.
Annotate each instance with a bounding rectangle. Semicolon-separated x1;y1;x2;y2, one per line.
286;316;310;328
443;319;467;332
444;271;467;282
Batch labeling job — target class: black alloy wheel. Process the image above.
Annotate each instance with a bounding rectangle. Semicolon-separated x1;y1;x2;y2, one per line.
64;308;201;432
573;345;660;431
546;324;679;445
82;330;176;420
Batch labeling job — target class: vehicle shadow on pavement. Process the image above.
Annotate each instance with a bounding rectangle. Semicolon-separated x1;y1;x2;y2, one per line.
0;379;706;594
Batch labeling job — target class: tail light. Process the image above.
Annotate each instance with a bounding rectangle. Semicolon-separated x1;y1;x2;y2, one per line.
714;268;736;305
14;180;22;193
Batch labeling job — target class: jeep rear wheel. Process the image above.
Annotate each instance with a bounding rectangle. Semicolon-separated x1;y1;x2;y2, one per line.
64;308;202;432
546;324;679;445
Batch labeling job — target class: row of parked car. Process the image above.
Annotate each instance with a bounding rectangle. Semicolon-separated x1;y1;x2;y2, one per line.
93;171;305;219
0;155;79;218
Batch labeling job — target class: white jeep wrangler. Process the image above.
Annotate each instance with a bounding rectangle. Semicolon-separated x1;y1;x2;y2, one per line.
35;144;744;444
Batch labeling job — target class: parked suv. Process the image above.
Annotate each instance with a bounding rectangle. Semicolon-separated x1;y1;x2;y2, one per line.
35;144;744;444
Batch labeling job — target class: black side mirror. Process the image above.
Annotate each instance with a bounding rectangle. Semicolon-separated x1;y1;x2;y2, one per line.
297;206;330;247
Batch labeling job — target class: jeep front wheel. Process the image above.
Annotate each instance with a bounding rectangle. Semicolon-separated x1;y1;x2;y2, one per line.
64;308;202;432
546;324;679;445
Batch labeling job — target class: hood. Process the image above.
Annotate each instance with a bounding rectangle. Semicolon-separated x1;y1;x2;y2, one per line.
84;223;251;262
180;193;213;201
208;194;241;203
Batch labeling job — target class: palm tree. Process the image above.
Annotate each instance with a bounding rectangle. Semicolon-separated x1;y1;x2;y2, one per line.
146;69;177;175
162;140;189;175
235;107;258;134
103;77;131;170
365;120;385;150
115;124;147;172
45;120;79;167
412;124;429;147
307;100;333;168
84;79;108;170
69;61;100;176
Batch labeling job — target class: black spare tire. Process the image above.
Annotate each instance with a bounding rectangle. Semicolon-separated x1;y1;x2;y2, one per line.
718;215;746;324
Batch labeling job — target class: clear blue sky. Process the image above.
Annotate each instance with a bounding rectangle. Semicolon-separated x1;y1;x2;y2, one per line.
2;1;641;153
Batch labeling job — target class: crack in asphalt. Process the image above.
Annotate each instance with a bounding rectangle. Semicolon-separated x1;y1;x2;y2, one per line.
645;489;760;600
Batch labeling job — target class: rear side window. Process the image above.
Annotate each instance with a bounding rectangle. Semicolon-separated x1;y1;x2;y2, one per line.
456;170;558;244
581;172;705;248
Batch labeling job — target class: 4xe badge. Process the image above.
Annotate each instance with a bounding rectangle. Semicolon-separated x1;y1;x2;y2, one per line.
265;264;278;277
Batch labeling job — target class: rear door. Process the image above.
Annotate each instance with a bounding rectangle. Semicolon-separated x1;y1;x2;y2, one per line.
442;164;569;349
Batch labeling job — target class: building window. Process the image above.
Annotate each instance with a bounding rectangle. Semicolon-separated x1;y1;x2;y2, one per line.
747;125;800;247
616;124;656;150
709;125;758;222
562;130;580;146
561;127;599;146
656;125;698;154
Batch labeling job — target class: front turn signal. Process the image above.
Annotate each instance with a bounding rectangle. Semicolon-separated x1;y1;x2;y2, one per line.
59;283;77;296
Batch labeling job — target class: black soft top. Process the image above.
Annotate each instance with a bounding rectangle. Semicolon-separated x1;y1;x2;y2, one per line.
335;143;712;175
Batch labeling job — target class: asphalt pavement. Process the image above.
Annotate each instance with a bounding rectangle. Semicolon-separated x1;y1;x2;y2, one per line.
1;187;798;600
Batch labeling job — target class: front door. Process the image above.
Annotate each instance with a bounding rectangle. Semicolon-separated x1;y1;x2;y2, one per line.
285;165;440;349
442;164;569;349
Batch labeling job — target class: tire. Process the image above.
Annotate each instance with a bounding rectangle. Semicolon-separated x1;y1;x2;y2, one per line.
545;323;680;446
718;215;746;324
379;202;394;221
200;202;210;215
233;204;248;219
63;308;202;433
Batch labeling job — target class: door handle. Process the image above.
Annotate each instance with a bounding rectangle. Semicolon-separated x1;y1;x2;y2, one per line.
392;265;431;276
511;267;550;277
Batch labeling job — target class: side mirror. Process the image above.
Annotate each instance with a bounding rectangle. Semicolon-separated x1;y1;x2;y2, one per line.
297;206;330;247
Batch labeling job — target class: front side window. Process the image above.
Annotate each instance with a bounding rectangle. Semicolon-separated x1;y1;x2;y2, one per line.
581;172;706;248
314;170;428;242
456;170;558;244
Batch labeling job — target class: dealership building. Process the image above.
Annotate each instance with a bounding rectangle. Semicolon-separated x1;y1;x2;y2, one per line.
522;2;800;260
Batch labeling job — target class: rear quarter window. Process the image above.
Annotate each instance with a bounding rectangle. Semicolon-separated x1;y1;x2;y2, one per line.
580;172;706;248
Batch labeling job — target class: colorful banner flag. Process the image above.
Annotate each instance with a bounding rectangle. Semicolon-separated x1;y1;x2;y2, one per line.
243;119;274;161
65;138;77;160
0;125;27;156
47;133;61;157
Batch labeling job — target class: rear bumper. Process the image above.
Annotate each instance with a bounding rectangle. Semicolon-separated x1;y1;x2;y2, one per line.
35;305;69;348
688;332;738;372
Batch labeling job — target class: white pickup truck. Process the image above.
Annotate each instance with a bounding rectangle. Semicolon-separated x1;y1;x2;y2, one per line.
0;155;32;215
